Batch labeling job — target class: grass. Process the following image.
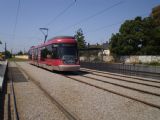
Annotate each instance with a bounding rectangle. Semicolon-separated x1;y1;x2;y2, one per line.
144;62;160;66
138;61;160;66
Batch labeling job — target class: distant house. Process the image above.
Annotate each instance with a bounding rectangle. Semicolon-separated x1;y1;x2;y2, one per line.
102;41;109;49
103;50;110;56
101;41;110;56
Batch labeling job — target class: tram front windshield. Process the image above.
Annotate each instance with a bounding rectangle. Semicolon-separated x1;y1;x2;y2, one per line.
59;44;78;59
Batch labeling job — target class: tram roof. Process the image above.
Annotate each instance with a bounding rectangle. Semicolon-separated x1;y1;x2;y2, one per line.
47;36;75;42
29;36;76;49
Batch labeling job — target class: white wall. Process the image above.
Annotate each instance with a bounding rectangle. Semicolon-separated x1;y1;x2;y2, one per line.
15;55;29;59
120;56;160;63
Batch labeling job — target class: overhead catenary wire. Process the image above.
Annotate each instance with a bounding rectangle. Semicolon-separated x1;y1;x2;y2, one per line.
87;12;149;33
88;21;123;33
86;13;149;44
74;12;147;44
45;0;76;27
56;0;125;33
12;0;21;40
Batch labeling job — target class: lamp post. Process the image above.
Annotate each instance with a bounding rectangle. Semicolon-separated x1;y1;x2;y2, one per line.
39;28;48;43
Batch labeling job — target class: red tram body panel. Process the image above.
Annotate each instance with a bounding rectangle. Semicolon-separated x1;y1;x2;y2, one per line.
28;36;80;71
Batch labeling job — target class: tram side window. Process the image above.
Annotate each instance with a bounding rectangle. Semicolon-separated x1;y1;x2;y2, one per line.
46;44;59;59
28;50;32;60
41;47;48;59
40;45;59;59
34;48;38;60
33;49;35;60
52;46;59;59
46;45;52;59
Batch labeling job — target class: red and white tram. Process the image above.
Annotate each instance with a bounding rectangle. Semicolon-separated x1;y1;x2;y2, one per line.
28;36;80;71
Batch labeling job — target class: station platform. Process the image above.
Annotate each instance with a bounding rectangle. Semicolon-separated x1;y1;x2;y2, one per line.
0;61;8;91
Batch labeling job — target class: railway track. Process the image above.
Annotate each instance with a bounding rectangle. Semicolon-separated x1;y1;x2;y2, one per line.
79;71;160;88
108;68;160;78
77;75;160;97
12;62;160;120
8;63;20;120
14;62;80;120
59;69;160;110
23;65;160;110
79;69;160;89
81;65;160;80
80;68;160;83
12;62;160;118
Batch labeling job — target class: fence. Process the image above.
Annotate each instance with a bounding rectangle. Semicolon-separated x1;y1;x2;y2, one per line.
80;62;160;74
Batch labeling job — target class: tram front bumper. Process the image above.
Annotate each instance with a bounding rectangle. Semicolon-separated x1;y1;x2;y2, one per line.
59;65;80;71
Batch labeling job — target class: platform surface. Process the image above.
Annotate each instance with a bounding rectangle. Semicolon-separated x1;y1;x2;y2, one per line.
0;61;7;90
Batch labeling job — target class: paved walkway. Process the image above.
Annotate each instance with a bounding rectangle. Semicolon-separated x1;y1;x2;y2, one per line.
0;61;7;90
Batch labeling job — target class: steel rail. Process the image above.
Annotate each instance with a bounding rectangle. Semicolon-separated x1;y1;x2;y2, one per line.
9;63;19;120
79;70;160;88
84;65;160;78
15;62;80;120
27;64;160;110
62;75;160;110
79;75;160;97
80;68;160;83
15;62;160;111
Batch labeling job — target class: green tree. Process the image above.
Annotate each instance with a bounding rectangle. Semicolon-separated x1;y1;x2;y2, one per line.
109;16;160;55
151;5;160;26
74;28;86;49
5;50;12;58
17;50;23;55
110;17;143;55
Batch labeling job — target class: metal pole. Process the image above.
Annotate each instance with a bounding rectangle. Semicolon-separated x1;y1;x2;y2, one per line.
44;35;47;43
5;42;6;59
39;28;48;43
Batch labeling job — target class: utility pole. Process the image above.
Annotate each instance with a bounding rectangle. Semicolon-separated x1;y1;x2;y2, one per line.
24;48;25;54
11;49;13;57
39;28;48;43
5;42;7;59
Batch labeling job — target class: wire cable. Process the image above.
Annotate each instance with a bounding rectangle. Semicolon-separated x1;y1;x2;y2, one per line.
88;12;149;33
12;0;21;40
88;21;123;33
56;0;125;33
45;0;76;27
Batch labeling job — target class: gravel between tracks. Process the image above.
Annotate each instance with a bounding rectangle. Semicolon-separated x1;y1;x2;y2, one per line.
81;68;160;82
9;62;68;120
17;62;160;120
81;69;160;87
83;74;160;95
69;75;160;107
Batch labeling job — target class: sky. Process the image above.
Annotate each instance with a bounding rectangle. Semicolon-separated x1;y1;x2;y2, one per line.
0;0;159;53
